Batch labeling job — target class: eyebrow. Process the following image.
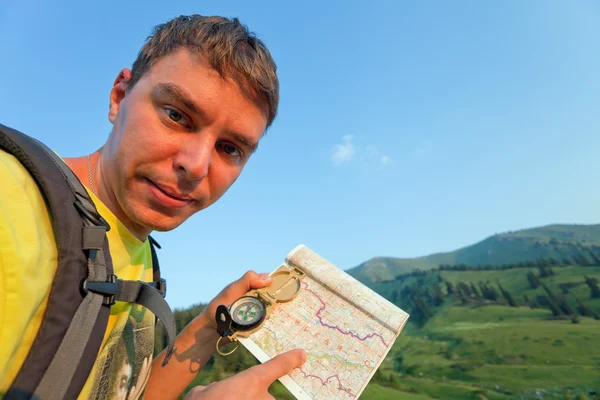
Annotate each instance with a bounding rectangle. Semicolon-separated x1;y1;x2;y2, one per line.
155;82;204;117
231;133;259;154
155;82;259;154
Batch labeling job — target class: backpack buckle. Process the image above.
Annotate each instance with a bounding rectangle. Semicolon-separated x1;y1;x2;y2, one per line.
157;278;167;298
74;198;111;231
83;274;118;306
150;278;167;298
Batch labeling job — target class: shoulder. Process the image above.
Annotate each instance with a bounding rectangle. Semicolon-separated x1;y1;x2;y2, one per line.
0;150;56;244
0;149;58;391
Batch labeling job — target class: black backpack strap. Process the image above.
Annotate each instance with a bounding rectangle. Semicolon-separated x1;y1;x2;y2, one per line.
0;124;176;400
149;235;167;297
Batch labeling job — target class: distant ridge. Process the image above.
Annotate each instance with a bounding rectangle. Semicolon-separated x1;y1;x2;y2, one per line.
346;223;600;284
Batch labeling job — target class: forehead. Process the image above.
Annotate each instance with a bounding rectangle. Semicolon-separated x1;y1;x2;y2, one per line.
137;47;268;132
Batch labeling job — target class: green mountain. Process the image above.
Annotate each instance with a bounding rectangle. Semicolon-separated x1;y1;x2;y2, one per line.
347;223;600;284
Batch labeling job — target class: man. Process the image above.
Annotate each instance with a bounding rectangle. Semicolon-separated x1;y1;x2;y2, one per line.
0;14;306;399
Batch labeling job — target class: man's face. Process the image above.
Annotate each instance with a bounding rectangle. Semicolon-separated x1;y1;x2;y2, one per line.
102;47;268;237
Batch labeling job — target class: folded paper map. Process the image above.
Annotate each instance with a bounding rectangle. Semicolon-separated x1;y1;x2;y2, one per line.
238;245;409;399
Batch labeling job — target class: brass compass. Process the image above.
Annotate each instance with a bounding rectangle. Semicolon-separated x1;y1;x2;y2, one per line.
215;265;305;355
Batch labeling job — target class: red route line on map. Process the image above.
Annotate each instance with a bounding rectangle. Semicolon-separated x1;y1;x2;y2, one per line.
302;281;388;347
296;367;356;398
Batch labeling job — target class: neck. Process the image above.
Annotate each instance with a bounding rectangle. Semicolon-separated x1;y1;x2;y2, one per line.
63;152;150;242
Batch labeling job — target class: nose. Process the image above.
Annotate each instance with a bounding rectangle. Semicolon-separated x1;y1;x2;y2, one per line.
173;136;213;182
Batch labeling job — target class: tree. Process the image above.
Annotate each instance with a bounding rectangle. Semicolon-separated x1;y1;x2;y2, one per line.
445;280;455;295
401;285;412;300
392;352;404;372
371;367;387;384
426;288;435;304
527;271;540;289
524;294;538;308
470;283;482;299
538;264;554;278
479;282;500;301
497;281;518;307
432;284;444;306
457;282;472;297
557;298;577;316
388;373;401;390
541;295;564;317
390;289;399;304
573;294;600;319
575;253;592;266
584;276;600;299
588;251;600;266
411;295;433;325
537;258;549;268
541;283;558;301
488;285;501;301
540;284;565;316
459;288;469;305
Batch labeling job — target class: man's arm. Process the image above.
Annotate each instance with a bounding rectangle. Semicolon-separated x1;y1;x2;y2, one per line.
145;270;303;399
145;312;219;399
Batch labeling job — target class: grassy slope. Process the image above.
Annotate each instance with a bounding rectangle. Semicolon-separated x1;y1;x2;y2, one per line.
389;306;600;399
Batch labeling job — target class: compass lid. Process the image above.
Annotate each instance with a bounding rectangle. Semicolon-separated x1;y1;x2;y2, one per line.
263;266;305;302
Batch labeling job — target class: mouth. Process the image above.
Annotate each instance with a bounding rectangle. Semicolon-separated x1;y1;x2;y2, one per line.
146;178;194;208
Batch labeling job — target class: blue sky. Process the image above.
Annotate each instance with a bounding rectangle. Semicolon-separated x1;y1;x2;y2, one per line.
1;1;599;309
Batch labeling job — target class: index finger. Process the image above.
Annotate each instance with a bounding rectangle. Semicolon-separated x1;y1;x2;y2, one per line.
243;349;307;387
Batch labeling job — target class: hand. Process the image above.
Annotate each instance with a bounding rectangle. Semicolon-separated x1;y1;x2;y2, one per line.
197;270;273;332
183;349;307;400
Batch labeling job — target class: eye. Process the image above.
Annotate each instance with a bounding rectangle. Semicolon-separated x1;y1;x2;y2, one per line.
166;109;183;122
217;142;242;159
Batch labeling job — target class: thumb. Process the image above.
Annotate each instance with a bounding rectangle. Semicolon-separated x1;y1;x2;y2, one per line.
240;270;273;291
220;270;273;301
245;349;307;386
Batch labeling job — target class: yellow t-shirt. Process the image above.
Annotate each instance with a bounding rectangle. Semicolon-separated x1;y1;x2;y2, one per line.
0;150;156;399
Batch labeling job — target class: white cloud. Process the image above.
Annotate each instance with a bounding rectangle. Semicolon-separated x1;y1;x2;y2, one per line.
331;135;355;166
364;144;392;167
380;155;392;165
331;136;392;168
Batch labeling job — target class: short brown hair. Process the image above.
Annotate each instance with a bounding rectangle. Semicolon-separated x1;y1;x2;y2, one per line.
129;15;279;128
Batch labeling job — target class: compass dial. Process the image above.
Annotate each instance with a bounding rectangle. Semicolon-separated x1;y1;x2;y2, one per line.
230;296;266;330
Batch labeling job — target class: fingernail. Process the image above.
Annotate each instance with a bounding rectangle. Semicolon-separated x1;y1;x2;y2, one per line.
300;349;307;363
259;273;271;281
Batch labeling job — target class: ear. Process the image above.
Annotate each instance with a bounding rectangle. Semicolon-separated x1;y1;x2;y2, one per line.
108;68;132;123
